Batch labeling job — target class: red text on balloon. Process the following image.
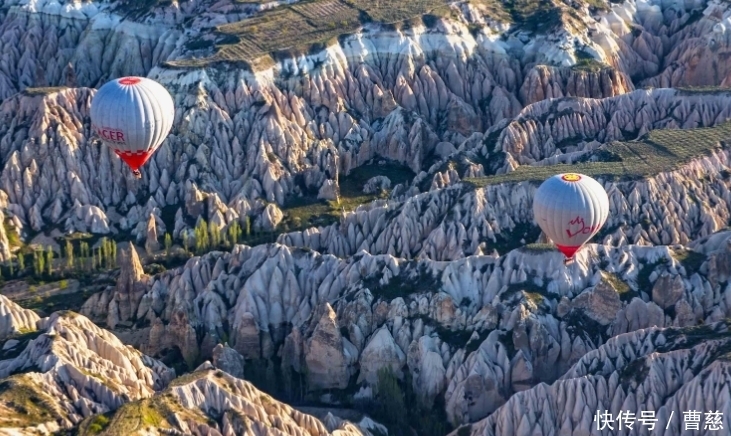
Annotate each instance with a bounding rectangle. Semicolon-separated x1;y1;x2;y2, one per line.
565;216;599;238
95;127;126;143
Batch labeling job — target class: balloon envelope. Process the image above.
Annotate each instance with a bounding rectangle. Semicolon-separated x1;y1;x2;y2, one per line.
90;76;175;173
532;173;609;259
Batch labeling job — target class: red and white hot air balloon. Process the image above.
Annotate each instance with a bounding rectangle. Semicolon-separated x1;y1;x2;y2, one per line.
90;76;175;179
532;173;610;263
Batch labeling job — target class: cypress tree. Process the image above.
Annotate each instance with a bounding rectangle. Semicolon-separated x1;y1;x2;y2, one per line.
210;223;220;249
46;246;53;276
100;238;107;269
183;232;190;254
36;250;44;276
164;233;172;257
65;240;73;269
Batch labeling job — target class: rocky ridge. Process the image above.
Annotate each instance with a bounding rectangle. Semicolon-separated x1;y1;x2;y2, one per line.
0;0;724;255
76;220;731;427
0;298;175;431
279;89;731;261
0;295;382;435
3;0;731;433
0;294;38;340
453;320;731;436
78;366;384;436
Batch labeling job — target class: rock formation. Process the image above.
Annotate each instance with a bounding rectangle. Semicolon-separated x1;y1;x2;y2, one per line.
68;227;731;427
211;342;246;379
452;320;731;436
73;367;387;436
3;0;731;433
0;294;39;341
0;310;175;431
0;306;383;435
0;0;723;252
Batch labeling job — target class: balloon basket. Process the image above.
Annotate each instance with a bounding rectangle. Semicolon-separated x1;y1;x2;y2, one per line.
132;170;142;179
563;257;575;265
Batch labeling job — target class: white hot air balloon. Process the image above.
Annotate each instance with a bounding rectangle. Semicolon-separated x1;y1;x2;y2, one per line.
90;76;175;179
532;173;609;262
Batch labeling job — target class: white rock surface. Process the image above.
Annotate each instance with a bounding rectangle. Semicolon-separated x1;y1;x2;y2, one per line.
0;311;175;430
0;294;39;341
92;368;383;436
3;0;731;433
454;320;731;436
69;227;731;426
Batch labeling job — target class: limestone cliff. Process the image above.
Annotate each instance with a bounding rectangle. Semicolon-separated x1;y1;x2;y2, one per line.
452;320;731;436
82;367;384;436
73;227;731;427
3;0;731;433
0;0;715;254
0;310;174;432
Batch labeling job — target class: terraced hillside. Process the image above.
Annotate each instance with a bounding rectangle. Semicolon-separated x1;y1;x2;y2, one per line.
469;119;731;186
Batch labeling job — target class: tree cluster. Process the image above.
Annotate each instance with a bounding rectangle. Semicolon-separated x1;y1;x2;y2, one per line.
1;237;119;280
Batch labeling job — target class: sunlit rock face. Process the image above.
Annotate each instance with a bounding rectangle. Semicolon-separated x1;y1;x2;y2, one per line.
0;310;174;430
76;228;731;426
452;320;731;436
0;294;39;340
1;0;721;253
0;307;383;435
3;0;731;433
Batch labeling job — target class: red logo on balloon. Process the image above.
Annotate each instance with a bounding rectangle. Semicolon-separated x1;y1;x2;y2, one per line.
566;216;598;238
94;126;126;143
118;77;141;85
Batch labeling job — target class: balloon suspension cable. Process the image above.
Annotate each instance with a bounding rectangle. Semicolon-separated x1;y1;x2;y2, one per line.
132;169;142;179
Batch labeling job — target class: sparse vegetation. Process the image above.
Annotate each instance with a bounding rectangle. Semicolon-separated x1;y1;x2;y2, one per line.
672;248;707;276
413;314;477;349
279;161;414;233
113;0;172;18
618;354;650;392
676;86;731;95
502;281;558;306
356;367;453;435
572;48;609;72
0;376;60;427
21;86;68;96
488;222;542;255
371;367;407;426
17;286;99;316
78;398;171;435
4;220;20;248
87;414;110;434
564;308;608;347
572;57;607;72
601;271;631;295
521;242;554;253
363;262;440;301
499;0;565;33
467;121;731;187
